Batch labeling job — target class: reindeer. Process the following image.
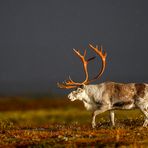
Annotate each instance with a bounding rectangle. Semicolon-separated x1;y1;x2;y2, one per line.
57;44;148;128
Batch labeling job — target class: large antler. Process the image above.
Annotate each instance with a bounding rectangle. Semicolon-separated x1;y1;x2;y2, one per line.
57;44;107;89
57;48;95;89
89;44;107;82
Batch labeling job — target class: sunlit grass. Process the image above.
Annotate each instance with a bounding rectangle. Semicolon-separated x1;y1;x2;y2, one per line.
0;98;147;147
0;107;145;129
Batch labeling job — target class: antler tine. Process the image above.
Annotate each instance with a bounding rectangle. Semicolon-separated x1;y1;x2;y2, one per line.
73;49;84;59
57;82;77;89
64;76;75;85
83;49;86;57
68;76;75;83
57;76;77;88
89;44;107;82
87;56;96;62
71;48;89;84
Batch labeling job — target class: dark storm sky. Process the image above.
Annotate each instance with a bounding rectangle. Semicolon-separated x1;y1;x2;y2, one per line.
0;0;148;94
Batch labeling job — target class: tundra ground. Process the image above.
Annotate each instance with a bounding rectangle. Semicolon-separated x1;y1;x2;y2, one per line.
0;97;147;147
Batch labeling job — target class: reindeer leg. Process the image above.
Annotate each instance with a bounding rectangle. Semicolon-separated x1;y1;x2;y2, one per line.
110;110;115;126
92;109;107;128
136;101;148;127
143;116;148;127
141;109;148;127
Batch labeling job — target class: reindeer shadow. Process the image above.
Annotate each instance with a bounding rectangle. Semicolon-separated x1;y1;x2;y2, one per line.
95;118;144;129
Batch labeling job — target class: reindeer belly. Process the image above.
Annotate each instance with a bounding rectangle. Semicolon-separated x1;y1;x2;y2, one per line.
112;93;136;110
112;100;135;109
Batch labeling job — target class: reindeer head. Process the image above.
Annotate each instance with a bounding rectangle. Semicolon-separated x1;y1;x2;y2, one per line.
57;44;107;101
68;86;86;101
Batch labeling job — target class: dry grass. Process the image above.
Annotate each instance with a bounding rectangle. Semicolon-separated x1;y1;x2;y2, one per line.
0;97;147;147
